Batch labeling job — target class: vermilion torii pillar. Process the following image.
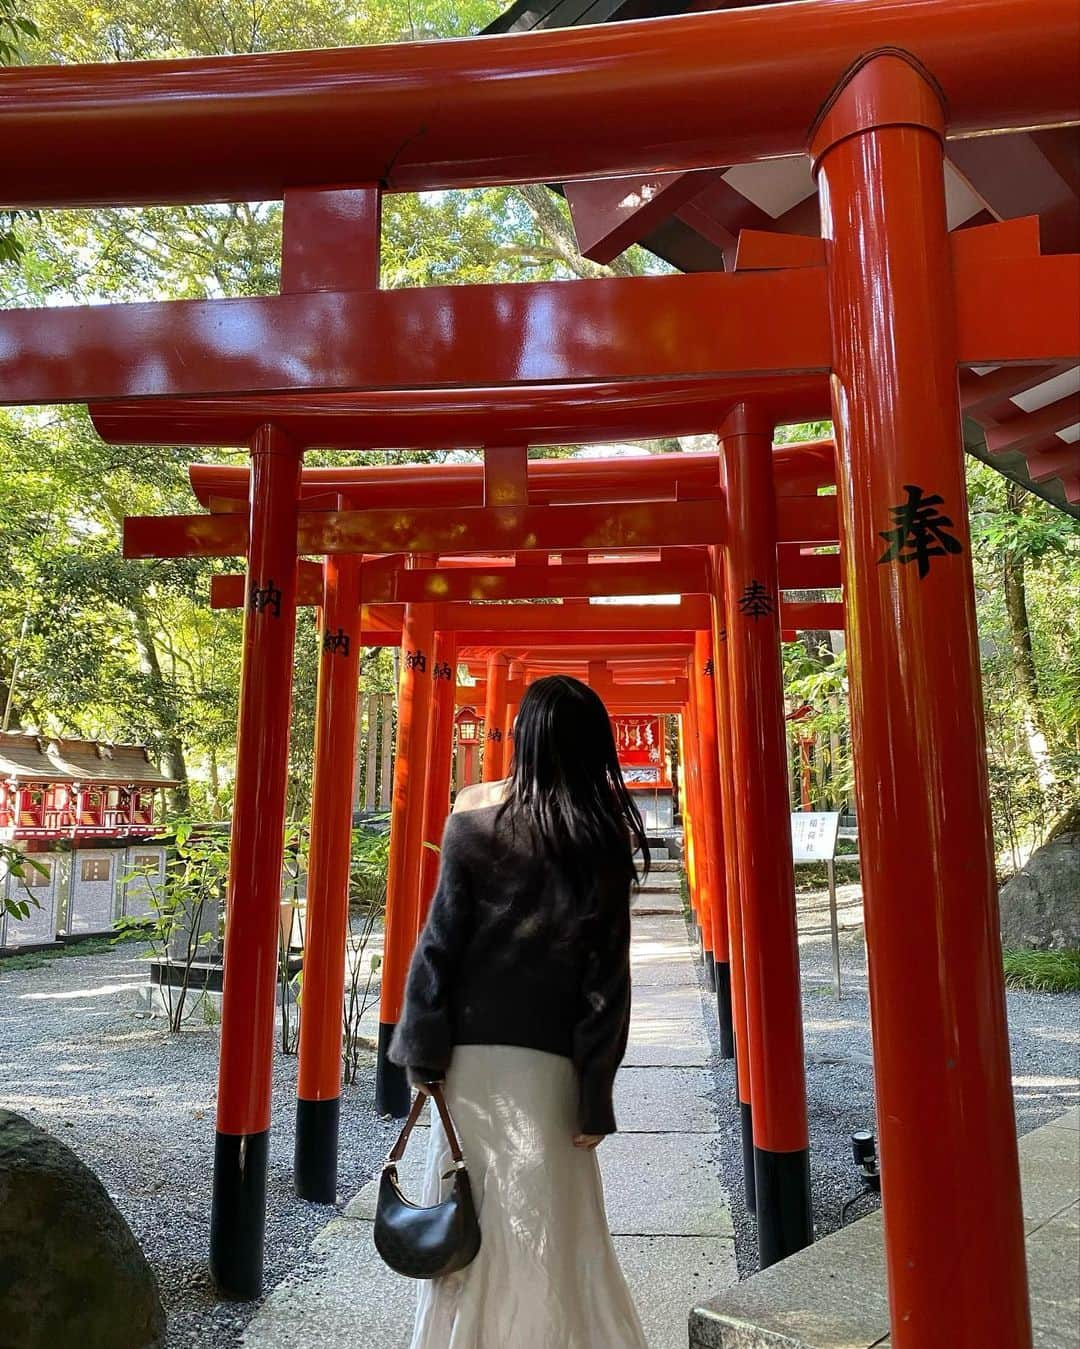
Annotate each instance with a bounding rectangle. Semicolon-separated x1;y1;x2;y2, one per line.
694;629;734;1058
676;717;704;955
213;184;383;1281
719;408;812;1267
505;657;526;751
482;651;509;782
375;583;437;1118
210;426;301;1299
418;631;458;931
709;550;756;1211
683;688;716;994
294;549;362;1202
813;54;1029;1346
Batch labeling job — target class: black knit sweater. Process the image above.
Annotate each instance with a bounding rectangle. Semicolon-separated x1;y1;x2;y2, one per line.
388;803;633;1136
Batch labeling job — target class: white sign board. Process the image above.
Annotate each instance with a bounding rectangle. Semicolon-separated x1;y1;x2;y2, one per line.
790;811;841;864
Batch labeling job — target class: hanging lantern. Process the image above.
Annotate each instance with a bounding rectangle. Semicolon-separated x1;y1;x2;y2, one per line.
455;706;481;745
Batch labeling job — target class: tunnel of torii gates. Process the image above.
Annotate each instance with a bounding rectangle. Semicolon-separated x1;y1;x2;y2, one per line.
119;440;843;1266
3;0;1080;1340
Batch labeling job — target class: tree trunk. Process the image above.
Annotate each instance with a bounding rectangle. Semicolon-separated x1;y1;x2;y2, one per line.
514;184;639;280
1002;483;1055;788
207;746;221;818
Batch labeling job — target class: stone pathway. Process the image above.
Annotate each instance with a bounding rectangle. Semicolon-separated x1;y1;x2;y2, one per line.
242;907;735;1349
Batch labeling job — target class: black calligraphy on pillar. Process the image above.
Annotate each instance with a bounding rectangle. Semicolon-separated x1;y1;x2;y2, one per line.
877;485;963;580
433;662;454;681
717;627;728;644
249;579;282;618
405;649;428;674
323;628;350;657
703;659;714;677
486;727;503;743
737;580;774;621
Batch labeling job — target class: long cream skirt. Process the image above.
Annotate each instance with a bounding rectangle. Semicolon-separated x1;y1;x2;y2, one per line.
409;1044;649;1349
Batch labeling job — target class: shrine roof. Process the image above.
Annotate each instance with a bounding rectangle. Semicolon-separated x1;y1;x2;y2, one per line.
0;732;177;787
486;0;1080;518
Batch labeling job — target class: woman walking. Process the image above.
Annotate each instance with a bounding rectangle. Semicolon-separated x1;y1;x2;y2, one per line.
389;674;651;1349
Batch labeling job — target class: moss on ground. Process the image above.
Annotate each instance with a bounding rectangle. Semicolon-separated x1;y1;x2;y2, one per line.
0;929;145;973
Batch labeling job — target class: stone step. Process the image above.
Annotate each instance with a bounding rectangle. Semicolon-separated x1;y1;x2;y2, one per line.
689;1108;1080;1348
633;898;685;917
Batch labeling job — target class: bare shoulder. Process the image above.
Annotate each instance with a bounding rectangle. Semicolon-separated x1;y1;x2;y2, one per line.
453;780;510;815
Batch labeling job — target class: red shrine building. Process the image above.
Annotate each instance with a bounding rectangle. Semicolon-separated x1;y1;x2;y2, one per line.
0;731;174;950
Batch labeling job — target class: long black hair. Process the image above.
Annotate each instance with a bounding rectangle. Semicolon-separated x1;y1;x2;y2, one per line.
497;674;650;920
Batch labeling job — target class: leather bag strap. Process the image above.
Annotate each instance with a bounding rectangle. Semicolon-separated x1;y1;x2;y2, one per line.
386;1084;466;1165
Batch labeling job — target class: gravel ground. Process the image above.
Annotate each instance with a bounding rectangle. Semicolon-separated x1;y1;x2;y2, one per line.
701;881;1080;1277
0;940;397;1349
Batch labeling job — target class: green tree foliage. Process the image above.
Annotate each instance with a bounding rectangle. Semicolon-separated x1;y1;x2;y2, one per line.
0;0;648;816
968;462;1079;867
0;0;40;263
2;3;1075;869
781;444;1079;873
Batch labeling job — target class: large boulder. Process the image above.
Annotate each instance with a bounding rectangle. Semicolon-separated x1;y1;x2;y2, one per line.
0;1110;166;1349
999;806;1080;951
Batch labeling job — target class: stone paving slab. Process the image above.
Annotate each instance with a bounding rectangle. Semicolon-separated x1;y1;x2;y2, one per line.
615;1066;718;1133
1026;1206;1080;1349
632;912;693;939
622;1033;712;1068
633;899;686;917
632;981;714;1023
627;1021;713;1066
615;1236;739;1349
1019;1113;1080;1233
242;1214;415;1349
601;1131;733;1237
631;950;700;987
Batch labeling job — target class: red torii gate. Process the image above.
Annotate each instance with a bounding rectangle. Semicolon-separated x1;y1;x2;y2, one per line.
199;532;831;1223
136;478;840;1201
121;425;842;1221
3;0;1078;1339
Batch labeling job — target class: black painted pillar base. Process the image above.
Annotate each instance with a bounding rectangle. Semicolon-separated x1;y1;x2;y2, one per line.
754;1145;812;1267
740;1101;756;1213
703;950;716;993
210;1129;270;1300
715;961;735;1059
375;1021;411;1118
294;1096;340;1203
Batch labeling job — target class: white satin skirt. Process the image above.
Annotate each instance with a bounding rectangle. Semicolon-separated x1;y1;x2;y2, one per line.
408;1044;649;1349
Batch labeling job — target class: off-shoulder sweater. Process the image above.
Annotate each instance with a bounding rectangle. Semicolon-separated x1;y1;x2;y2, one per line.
387;803;633;1136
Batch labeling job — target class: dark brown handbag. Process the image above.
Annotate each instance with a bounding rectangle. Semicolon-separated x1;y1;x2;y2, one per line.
373;1084;482;1279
